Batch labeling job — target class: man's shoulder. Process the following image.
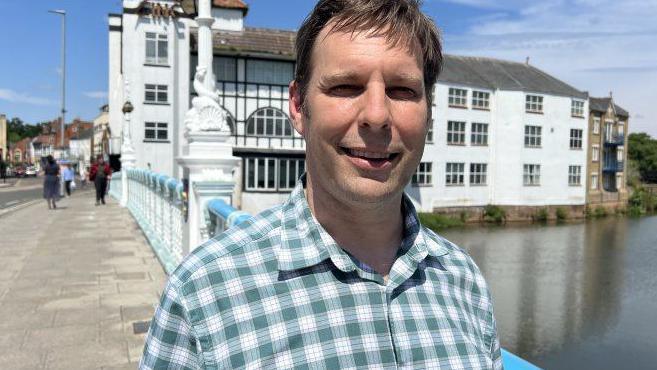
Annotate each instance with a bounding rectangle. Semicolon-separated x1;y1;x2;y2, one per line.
420;226;487;280
169;204;285;288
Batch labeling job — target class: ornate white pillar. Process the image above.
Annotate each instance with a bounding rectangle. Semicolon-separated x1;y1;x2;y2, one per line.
177;0;239;252
120;79;137;207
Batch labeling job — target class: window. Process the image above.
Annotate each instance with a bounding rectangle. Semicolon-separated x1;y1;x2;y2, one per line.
526;95;543;113
591;174;599;190
470;163;487;185
246;60;294;85
592;145;600;162
145;32;168;65
617;174;623;189
278;159;305;190
571;100;584;117
618;122;625;137
605;121;613;142
446;162;465;186
570;129;583;149
412;162;432;186
145;84;168;103
523;164;541;186
245;157;305;191
471;91;490;110
569;165;582;186
246;108;293;137
144;122;168;141
617;147;624;162
593;116;600;134
448;88;467;108
447;121;466;145
426;119;434;143
471;123;488;146
524;125;542;147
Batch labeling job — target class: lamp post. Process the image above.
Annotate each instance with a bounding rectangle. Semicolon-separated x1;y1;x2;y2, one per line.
48;9;66;149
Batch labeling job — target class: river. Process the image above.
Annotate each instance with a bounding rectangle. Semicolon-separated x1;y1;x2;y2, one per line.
441;215;657;370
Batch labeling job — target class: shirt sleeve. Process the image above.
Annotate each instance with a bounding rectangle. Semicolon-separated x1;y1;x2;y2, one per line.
489;324;503;370
140;279;203;370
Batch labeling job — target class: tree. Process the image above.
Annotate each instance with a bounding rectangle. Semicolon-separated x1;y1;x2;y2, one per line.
628;132;657;183
6;117;46;143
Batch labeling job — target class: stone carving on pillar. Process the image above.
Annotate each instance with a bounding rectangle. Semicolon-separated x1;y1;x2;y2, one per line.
184;66;231;134
121;79;136;159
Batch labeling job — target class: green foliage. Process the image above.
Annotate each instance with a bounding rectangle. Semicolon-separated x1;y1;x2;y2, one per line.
418;213;464;231
6;117;44;143
629;186;657;214
483;204;506;224
532;208;549;223
593;206;608;218
628;205;643;217
555;207;568;221
628;132;657;183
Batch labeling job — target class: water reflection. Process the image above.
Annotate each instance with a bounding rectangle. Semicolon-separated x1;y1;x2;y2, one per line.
441;216;657;368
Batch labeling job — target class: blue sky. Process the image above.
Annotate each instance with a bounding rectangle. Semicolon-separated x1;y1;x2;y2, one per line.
1;0;655;135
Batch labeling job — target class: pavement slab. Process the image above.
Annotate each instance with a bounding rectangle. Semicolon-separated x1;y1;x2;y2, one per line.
0;192;167;367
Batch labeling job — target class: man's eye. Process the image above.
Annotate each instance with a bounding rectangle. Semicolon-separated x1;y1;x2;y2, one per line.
329;85;362;97
387;87;418;100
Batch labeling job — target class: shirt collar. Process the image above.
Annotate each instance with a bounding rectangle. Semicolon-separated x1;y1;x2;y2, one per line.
274;175;449;273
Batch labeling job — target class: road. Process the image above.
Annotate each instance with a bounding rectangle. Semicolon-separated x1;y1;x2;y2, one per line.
0;177;43;210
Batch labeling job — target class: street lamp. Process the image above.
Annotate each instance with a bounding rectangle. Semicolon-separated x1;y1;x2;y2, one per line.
48;9;66;148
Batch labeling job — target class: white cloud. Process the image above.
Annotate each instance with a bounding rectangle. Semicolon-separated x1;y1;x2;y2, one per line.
0;88;56;106
443;0;657;136
83;91;108;99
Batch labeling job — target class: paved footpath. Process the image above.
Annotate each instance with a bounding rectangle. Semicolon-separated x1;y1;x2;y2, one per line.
0;190;167;369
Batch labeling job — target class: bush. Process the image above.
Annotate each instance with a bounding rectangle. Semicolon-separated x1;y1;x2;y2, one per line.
483;204;506;224
593;206;608;218
418;213;464;232
628;186;657;214
628;205;643;217
556;207;568;221
533;208;549;223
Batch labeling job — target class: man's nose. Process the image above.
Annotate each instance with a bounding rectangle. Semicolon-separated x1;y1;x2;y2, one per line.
358;85;391;131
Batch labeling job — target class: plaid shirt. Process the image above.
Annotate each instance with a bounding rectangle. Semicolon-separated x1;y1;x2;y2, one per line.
141;180;502;369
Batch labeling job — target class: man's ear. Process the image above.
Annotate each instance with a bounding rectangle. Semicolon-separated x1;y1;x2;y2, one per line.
288;80;305;136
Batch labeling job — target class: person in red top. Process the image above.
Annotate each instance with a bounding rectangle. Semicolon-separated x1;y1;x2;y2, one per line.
89;156;111;205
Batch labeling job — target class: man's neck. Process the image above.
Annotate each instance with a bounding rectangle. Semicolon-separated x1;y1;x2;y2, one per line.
305;176;404;277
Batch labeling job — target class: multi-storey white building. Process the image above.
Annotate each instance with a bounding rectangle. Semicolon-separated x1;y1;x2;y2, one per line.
109;0;590;216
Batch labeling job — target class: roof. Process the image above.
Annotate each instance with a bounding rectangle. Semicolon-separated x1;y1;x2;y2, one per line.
194;27;296;58
213;0;248;10
439;55;588;99
590;97;629;117
201;30;586;98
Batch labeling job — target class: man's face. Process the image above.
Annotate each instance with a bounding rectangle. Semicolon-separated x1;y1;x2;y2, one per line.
290;28;428;204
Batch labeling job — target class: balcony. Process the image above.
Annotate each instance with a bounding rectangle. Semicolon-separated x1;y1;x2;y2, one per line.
604;134;625;146
603;161;624;173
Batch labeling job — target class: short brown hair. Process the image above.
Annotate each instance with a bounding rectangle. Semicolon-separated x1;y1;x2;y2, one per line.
294;0;443;106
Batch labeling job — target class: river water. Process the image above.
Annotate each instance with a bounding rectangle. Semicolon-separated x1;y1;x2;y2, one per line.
441;215;657;370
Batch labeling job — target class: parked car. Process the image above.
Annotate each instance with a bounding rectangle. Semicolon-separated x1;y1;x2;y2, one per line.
14;167;26;177
25;166;37;177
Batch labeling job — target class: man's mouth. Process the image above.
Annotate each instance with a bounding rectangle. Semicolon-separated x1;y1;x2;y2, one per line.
340;147;399;168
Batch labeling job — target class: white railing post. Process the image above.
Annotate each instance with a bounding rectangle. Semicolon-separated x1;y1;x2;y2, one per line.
120;80;136;207
176;0;239;252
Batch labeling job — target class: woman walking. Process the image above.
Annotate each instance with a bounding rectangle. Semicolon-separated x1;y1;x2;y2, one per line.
43;155;60;210
89;156;111;205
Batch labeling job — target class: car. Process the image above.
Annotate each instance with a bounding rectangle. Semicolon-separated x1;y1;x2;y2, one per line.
25;166;37;177
14;167;26;177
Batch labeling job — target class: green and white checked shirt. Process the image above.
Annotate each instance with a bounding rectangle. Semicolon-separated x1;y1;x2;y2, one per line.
141;180;503;369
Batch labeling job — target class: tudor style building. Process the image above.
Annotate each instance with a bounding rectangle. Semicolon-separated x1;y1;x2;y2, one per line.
109;0;626;217
586;95;630;209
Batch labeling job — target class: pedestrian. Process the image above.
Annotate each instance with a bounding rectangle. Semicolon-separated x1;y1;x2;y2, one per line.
80;166;88;189
62;164;75;197
0;157;6;183
141;1;502;369
89;156;111;205
42;155;60;210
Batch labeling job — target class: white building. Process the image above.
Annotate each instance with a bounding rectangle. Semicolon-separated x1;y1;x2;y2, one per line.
109;0;589;215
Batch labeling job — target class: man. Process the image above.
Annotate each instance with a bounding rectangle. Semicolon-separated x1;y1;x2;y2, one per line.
62;164;75;196
89;156;110;205
141;1;502;369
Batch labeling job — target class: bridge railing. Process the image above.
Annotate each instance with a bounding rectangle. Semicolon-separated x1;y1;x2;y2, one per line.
206;198;252;238
109;168;185;274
